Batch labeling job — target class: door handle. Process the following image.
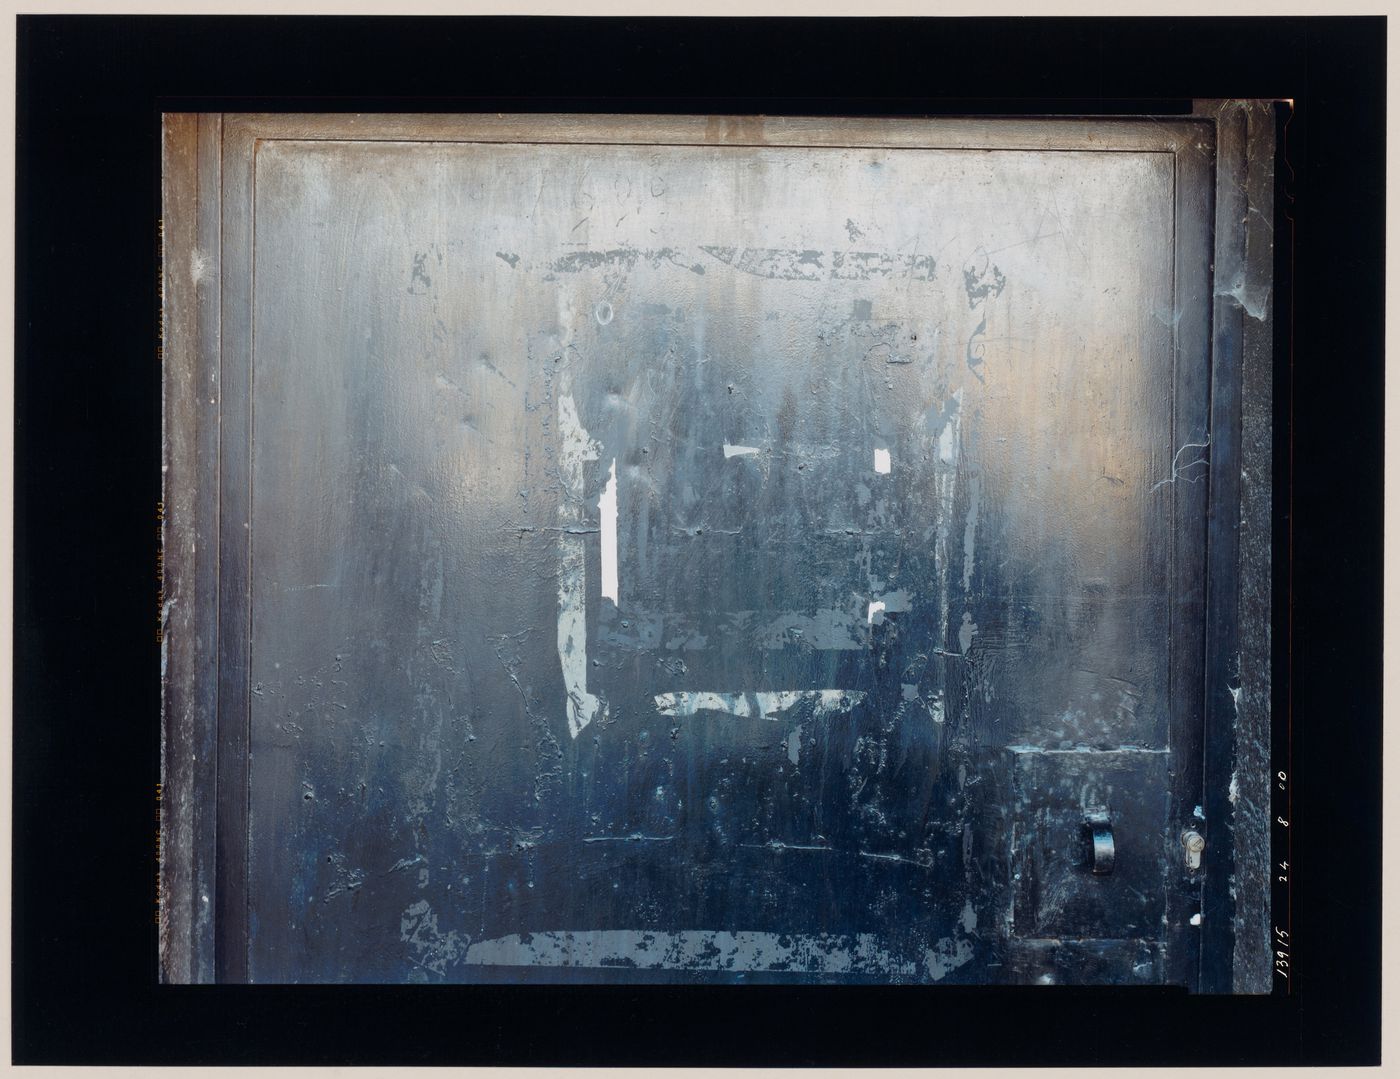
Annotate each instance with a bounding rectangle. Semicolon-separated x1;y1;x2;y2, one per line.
1084;807;1115;875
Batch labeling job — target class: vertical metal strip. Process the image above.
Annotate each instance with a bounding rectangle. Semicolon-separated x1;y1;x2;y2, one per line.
1163;119;1218;992
1198;100;1247;994
159;112;223;984
215;117;254;984
191;111;224;983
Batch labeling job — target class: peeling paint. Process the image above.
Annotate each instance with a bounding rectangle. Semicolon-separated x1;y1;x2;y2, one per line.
463;929;917;975
549;247;707;276
752;608;868;649
926;691;946;725
700;245;936;283
958;612;978;654
654;689;866;720
701;245;825;281
961;248;1007;307
556;392;606;738
925;935;975;981
938;388;962;465
873;588;913;614
400;900;468;977
1006;744;1170;755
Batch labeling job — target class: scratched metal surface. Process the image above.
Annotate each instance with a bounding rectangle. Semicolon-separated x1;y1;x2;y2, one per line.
242;132;1206;984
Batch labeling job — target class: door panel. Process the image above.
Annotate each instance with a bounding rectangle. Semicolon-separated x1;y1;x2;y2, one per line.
208;115;1214;984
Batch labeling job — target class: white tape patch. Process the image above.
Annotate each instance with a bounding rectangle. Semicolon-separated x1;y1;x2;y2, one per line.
599;457;618;605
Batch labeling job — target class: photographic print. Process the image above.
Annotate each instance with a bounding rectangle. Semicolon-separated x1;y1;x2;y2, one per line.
158;106;1277;989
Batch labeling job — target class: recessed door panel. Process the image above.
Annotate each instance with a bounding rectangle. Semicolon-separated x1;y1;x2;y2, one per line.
209;116;1214;985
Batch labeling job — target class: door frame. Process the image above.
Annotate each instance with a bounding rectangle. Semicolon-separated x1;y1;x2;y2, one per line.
157;106;1275;989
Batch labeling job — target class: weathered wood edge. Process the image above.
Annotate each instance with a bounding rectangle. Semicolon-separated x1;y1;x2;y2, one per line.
1234;101;1278;995
1193;98;1277;994
159;112;196;985
160;112;222;984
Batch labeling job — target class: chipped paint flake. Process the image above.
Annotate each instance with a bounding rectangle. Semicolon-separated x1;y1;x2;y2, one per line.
873;588;913;614
723;443;761;458
873;447;891;474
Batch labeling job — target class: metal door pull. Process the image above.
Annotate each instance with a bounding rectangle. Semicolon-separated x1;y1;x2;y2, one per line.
1085;808;1115;875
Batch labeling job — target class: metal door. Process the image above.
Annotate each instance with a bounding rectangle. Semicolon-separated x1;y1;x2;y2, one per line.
160;112;1268;986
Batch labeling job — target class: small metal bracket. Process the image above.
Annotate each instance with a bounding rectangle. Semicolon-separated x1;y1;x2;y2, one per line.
1085;807;1115;875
